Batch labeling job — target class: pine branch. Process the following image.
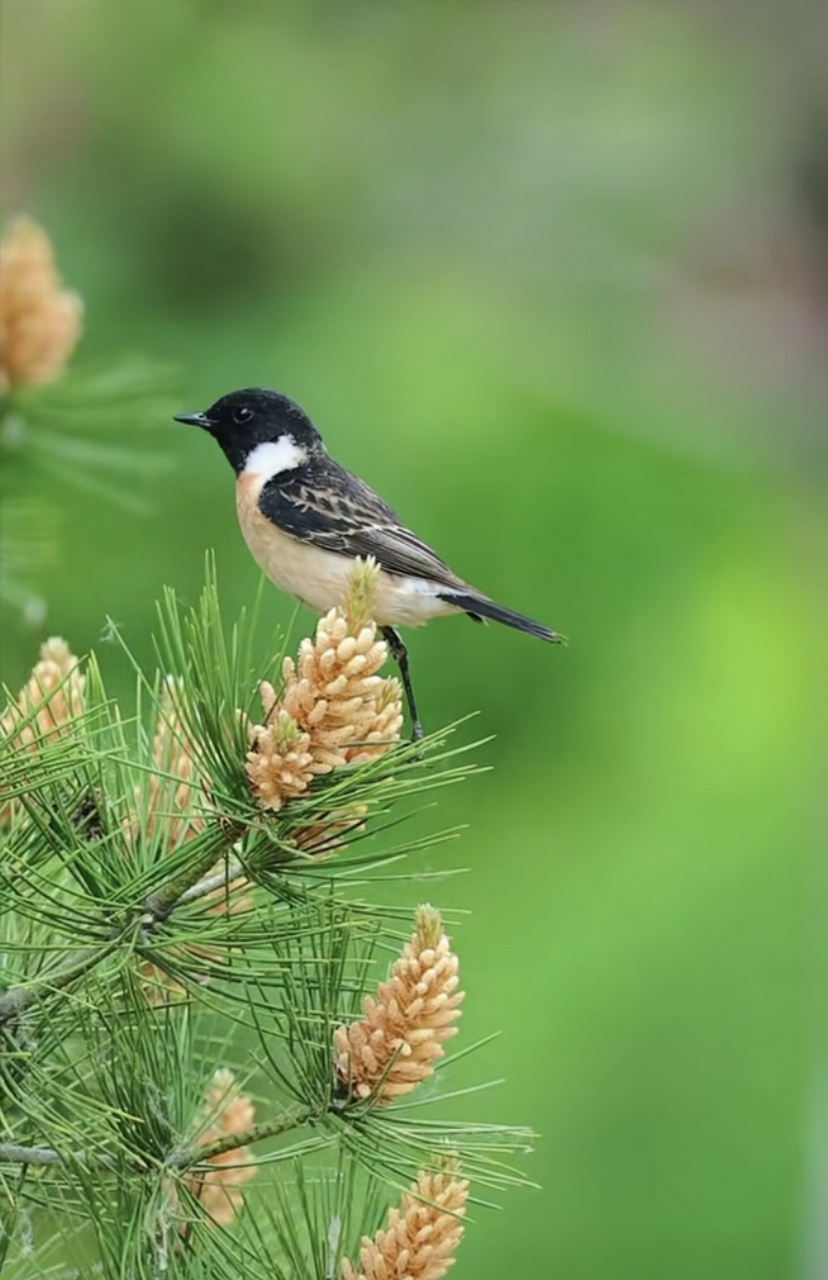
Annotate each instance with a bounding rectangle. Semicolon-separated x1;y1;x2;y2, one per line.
0;1106;315;1172
0;1144;117;1169
0;836;240;1027
0;554;523;1277
141;834;243;922
174;858;244;907
168;1107;316;1171
0;937;125;1028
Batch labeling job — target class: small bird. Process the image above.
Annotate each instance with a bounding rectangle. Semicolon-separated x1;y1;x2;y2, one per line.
175;388;562;738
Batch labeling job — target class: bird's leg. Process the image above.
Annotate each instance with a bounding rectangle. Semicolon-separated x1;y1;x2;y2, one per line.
380;626;424;741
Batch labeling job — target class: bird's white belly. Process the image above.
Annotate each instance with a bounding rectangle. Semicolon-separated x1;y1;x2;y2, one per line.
236;477;458;627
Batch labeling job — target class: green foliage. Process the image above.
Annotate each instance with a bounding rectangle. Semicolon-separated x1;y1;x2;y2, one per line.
0;572;526;1278
0;362;176;619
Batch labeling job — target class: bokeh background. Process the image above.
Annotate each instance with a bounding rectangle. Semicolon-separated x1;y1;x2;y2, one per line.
1;2;826;1277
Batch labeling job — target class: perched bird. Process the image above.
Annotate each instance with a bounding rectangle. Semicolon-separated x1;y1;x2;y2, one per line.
175;388;561;738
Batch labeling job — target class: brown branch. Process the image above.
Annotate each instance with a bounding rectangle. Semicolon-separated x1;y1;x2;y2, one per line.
0;1104;315;1172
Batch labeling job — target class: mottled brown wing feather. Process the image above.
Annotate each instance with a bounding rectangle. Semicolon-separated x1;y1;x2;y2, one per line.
258;460;468;589
339;521;467;588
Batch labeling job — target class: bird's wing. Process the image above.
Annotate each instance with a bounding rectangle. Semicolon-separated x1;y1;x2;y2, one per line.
259;462;467;589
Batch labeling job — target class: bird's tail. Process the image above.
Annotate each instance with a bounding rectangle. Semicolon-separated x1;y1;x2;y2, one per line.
438;591;563;643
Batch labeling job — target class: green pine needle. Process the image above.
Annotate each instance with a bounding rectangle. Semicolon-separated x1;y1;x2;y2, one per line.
0;565;532;1274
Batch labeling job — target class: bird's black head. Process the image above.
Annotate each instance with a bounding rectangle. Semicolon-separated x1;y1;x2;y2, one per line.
174;387;324;476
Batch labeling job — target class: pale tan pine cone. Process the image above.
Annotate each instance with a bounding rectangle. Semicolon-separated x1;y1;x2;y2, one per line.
138;680;250;932
334;905;464;1104
148;676;206;847
345;676;404;765
281;608;395;769
292;802;368;855
182;1068;256;1228
341;1165;469;1280
1;637;85;750
245;692;321;813
0;217;83;392
137;961;189;1008
245;559;402;814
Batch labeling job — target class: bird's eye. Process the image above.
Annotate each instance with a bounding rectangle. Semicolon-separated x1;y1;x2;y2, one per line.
233;406;254;425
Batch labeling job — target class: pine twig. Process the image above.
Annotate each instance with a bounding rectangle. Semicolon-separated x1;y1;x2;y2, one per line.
166;1106;316;1171
0;842;241;1027
174;857;244;907
142;832;243;922
0;1105;316;1172
0;1145;117;1170
0;936;126;1028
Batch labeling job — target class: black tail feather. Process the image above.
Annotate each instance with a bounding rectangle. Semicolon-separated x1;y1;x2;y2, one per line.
439;592;563;643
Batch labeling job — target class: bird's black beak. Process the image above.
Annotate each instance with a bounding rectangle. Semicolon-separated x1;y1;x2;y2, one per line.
173;411;213;431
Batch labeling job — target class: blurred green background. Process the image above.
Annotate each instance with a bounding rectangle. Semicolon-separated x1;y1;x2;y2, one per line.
1;2;825;1277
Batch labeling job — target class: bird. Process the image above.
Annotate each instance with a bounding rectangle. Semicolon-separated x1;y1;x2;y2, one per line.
175;387;562;738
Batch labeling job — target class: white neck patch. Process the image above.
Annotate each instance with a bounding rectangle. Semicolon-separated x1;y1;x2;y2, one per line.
242;435;308;479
